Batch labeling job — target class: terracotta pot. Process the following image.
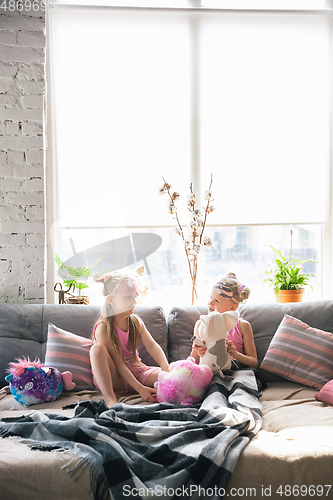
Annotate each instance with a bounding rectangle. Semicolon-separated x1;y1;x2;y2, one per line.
275;289;305;303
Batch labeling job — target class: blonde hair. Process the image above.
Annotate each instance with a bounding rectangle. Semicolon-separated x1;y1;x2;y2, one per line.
224;272;251;303
214;272;251;304
93;271;141;363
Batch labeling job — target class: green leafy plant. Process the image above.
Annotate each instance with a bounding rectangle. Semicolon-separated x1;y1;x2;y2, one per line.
54;255;104;296
264;229;316;294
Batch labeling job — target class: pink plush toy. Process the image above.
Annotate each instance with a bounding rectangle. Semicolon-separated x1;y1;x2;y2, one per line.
155;357;213;406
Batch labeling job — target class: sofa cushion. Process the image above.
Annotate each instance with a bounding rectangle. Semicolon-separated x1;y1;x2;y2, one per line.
45;323;95;390
0;303;167;389
239;300;333;383
135;306;168;366
0;304;44;388
43;306;168;387
43;304;168;366
167;306;208;363
260;314;333;390
42;304;101;342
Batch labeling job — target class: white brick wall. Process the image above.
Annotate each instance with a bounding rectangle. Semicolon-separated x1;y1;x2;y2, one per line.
0;5;46;303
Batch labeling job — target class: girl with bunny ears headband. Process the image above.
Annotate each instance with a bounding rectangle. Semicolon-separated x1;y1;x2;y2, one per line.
90;269;169;407
191;272;258;371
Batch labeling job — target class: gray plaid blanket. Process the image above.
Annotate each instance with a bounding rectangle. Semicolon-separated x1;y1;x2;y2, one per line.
0;369;262;500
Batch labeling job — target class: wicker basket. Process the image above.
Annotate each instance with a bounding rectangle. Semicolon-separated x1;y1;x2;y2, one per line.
64;295;90;305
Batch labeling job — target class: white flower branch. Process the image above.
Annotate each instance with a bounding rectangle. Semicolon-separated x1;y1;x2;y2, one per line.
161;175;214;304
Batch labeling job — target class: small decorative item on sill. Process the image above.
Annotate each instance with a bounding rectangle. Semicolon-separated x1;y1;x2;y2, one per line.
264;226;316;303
54;254;104;305
64;289;90;305
53;282;90;305
160;175;214;305
54;282;74;304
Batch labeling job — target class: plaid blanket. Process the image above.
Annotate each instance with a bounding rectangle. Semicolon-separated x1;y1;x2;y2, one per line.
0;369;261;500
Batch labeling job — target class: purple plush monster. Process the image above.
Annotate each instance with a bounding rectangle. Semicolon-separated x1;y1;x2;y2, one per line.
5;358;75;407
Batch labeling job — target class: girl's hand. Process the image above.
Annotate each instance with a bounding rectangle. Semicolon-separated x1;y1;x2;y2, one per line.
192;342;207;357
139;386;158;403
226;339;237;358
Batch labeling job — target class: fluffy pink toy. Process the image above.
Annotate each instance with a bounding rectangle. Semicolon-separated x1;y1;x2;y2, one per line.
155;357;213;406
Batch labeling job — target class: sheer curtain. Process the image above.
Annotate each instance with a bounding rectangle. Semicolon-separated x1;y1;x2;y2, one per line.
47;6;331;305
199;12;331;225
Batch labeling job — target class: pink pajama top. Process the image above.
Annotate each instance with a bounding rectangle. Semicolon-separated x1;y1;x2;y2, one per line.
93;319;158;388
226;320;244;355
93;319;140;362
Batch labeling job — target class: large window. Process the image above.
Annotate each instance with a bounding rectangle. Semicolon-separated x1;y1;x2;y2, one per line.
47;3;331;312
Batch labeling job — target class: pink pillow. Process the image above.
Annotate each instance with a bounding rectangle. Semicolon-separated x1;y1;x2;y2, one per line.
315;379;333;405
45;323;94;391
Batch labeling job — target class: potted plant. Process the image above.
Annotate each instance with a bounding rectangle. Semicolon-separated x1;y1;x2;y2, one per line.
264;229;316;303
54;254;104;305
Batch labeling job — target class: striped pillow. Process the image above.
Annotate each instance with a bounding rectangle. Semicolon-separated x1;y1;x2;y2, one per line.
45;323;94;391
261;315;333;390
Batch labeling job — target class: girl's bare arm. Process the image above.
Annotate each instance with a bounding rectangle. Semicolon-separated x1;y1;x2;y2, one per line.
226;319;258;368
139;320;169;372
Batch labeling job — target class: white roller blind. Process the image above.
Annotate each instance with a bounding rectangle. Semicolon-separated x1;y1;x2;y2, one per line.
50;8;331;227
200;12;331;225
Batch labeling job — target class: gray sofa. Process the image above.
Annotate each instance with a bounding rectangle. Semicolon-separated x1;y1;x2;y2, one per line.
0;301;333;500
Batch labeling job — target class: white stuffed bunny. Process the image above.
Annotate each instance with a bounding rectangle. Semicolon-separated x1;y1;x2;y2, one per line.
192;310;239;376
